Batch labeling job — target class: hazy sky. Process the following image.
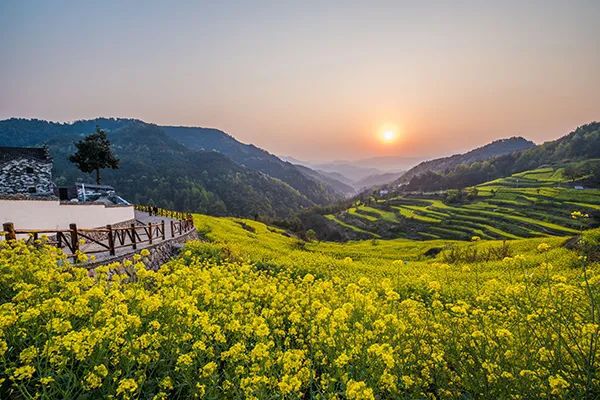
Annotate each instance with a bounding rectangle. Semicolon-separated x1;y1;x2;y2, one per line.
1;1;599;161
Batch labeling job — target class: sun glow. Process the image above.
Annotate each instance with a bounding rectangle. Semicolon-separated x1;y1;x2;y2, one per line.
378;125;399;144
382;130;396;142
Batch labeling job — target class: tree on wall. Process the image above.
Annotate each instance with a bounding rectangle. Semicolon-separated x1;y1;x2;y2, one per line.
69;127;119;184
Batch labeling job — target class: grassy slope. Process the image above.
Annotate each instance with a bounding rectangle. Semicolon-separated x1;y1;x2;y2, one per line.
193;213;595;283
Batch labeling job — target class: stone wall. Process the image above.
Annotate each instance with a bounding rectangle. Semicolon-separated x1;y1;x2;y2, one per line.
0;157;53;195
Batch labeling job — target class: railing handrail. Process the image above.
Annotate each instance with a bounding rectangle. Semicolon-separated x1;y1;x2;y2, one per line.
2;206;195;262
134;204;193;222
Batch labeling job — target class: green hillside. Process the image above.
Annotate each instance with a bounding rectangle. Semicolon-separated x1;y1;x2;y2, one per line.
397;122;600;192
395;136;535;184
0;118;345;218
316;165;599;241
161;125;349;201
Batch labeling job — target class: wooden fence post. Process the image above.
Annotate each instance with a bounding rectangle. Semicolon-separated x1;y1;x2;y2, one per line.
131;223;137;250
148;222;153;245
3;223;16;241
161;220;165;240
69;223;79;254
170;220;175;238
107;224;115;256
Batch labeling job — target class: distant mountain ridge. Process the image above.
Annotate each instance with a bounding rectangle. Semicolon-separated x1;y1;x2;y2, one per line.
394;136;535;185
291;164;355;197
282;155;420;192
354;171;404;191
398;123;600;192
0;118;346;218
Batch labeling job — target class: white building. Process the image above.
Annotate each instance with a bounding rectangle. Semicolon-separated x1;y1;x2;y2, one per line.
0;147;134;231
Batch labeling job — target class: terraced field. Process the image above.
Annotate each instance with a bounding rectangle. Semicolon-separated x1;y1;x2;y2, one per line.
325;167;600;240
479;166;566;188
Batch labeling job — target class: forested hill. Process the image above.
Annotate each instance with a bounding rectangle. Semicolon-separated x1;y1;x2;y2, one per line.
0;118;344;218
400;122;600;192
394;136;535;185
161;125;347;202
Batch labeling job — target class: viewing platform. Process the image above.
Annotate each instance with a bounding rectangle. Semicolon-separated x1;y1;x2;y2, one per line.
1;206;197;268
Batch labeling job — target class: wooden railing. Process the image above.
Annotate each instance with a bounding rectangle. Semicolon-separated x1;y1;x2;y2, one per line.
1;210;195;261
135;205;193;222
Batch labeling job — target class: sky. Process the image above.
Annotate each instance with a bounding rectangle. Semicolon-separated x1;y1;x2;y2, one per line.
1;0;599;162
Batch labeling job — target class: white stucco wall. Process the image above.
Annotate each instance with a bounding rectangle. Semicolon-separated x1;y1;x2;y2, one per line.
0;199;135;231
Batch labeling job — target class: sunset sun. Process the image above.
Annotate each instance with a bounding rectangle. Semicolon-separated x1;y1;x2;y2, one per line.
378;126;399;144
382;130;396;143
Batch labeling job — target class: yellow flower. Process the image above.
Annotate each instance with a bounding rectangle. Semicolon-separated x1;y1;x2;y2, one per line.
380;371;397;392
335;353;350;368
302;273;315;284
84;371;103;390
19;346;38;364
346;380;374;400
116;378;138;396
278;374;303;394
401;375;414;388
357;277;370;286
40;376;55;385
496;328;512;339
76;251;89;263
548;374;569;395
94;364;108;378
150;320;161;330
537;242;551;252
571;210;589;220
385;290;400;301
201;361;217;377
160;376;174;390
176;353;194;368
12;365;35;381
289;311;302;324
196;383;206;397
582;323;598;335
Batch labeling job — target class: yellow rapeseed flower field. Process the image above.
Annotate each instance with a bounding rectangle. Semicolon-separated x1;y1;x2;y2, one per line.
0;214;598;399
